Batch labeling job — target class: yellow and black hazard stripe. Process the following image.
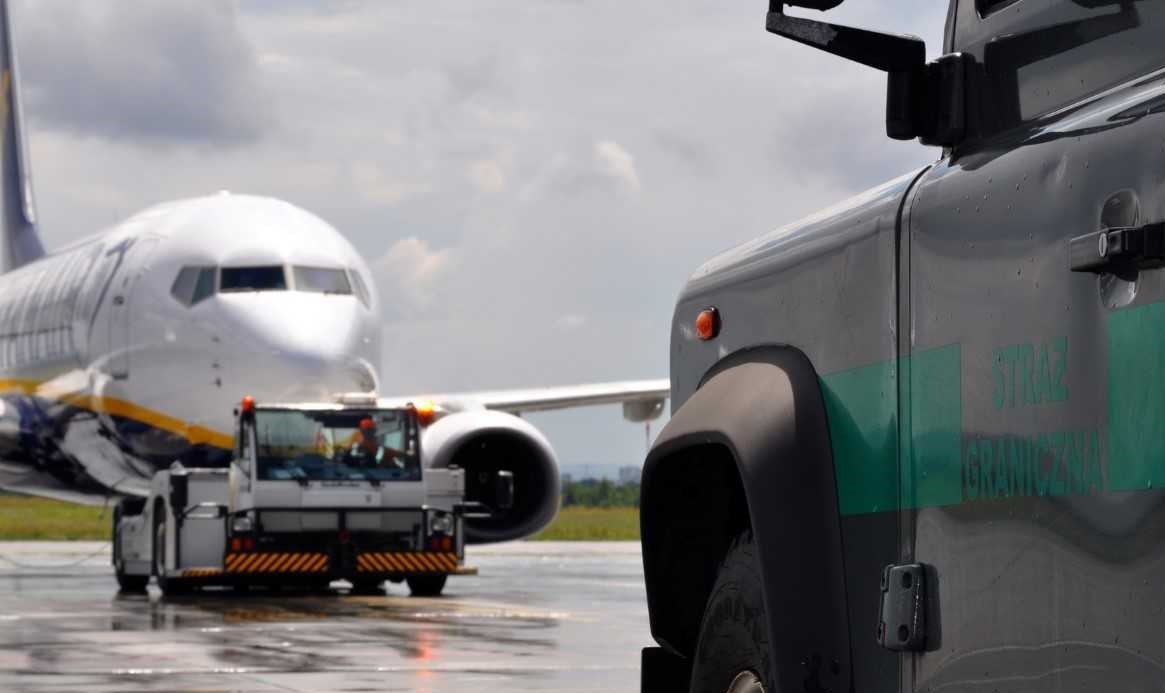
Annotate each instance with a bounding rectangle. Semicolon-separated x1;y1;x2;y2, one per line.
356;551;459;574
223;552;329;574
183;567;224;578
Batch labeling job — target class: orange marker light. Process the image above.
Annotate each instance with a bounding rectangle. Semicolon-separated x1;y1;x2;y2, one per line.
240;395;255;414
695;307;720;341
415;400;437;426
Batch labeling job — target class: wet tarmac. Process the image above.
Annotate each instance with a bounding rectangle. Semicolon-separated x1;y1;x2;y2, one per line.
0;541;647;692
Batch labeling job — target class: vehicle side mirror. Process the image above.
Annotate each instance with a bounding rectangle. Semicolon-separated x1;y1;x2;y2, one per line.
495;470;514;512
765;1;969;147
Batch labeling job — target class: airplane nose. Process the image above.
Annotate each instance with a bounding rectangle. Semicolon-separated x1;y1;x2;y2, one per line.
219;294;380;399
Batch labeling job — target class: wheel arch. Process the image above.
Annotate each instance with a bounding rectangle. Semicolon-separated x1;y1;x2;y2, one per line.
640;345;851;692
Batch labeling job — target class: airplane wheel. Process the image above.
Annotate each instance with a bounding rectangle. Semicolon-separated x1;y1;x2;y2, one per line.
688;531;773;693
406;574;447;597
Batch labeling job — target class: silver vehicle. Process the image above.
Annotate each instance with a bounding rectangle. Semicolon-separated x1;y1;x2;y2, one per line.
114;396;509;596
640;1;1165;692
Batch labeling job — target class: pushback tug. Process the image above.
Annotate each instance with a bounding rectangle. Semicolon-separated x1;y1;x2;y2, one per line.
112;394;512;596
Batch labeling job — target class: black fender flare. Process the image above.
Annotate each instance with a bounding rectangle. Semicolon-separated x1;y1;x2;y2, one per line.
640;346;850;692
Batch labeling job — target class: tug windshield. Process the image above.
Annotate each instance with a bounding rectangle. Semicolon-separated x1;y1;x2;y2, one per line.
252;408;420;482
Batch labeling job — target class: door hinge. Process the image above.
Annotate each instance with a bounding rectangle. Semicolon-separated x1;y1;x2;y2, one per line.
877;563;929;652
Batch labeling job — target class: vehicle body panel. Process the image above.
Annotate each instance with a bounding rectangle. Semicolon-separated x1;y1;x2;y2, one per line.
652;169;920;690
905;51;1165;693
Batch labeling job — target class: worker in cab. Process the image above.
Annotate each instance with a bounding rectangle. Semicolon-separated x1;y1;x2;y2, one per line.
349;417;407;468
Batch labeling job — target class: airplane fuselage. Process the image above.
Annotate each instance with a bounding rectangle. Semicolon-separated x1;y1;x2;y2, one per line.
0;193;381;501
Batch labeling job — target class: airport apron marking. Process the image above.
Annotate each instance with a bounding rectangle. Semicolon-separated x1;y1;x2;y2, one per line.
821;300;1163;515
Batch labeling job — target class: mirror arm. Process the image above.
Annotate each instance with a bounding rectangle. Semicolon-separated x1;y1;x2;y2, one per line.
766;2;925;74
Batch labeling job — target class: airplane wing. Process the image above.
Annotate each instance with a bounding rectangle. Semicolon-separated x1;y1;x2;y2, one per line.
378;379;670;418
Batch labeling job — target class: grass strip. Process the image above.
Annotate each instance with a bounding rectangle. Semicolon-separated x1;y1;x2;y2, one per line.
0;496;640;542
529;506;639;541
0;495;112;541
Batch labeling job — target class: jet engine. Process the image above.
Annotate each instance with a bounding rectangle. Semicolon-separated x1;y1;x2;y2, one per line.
420;409;559;544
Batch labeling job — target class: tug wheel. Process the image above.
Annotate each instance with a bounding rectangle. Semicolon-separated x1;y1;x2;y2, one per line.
115;559;148;593
308;579;334;595
688;531;773;693
406;574;447;597
153;514;190;596
112;504;147;593
349;579;384;595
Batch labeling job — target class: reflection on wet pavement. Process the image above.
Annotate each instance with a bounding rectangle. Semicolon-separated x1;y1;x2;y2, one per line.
0;542;647;692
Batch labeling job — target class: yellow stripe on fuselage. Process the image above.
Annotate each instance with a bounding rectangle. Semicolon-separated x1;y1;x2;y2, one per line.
0;379;233;449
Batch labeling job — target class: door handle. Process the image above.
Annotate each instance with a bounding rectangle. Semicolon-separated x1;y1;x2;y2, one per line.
1070;221;1165;273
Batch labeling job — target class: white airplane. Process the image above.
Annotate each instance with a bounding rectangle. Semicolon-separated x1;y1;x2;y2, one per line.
0;1;667;543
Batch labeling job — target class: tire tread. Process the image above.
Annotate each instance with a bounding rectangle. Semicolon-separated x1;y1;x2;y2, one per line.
689;530;773;693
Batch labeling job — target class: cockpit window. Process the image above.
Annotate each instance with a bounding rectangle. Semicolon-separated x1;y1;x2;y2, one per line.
171;266;217;307
192;267;216;303
220;266;287;293
293;266;351;295
349;270;371;308
171;267;199;306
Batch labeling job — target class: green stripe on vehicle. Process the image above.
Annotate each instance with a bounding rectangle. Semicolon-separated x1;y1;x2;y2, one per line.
902;344;963;510
821;358;899;516
823;295;1165;514
1108;300;1165;492
822;344;962;516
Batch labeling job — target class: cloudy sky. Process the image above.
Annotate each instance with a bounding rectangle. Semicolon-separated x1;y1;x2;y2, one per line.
12;0;948;471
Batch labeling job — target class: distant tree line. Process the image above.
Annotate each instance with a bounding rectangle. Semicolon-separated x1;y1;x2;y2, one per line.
561;479;640;508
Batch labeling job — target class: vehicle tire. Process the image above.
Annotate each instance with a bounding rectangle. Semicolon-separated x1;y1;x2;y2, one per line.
689;531;773;693
406;574;447;597
112;503;147;593
115;558;148;593
350;579;384;595
307;579;334;595
153;512;191;597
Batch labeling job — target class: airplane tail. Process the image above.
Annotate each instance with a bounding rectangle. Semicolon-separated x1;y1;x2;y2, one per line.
0;0;42;273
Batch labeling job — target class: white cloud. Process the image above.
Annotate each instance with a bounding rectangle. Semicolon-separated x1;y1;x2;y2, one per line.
594;140;641;194
466;160;507;193
350;163;430;206
372;237;457;318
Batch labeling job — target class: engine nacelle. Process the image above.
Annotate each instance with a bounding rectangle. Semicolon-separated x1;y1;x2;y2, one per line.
421;409;560;544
